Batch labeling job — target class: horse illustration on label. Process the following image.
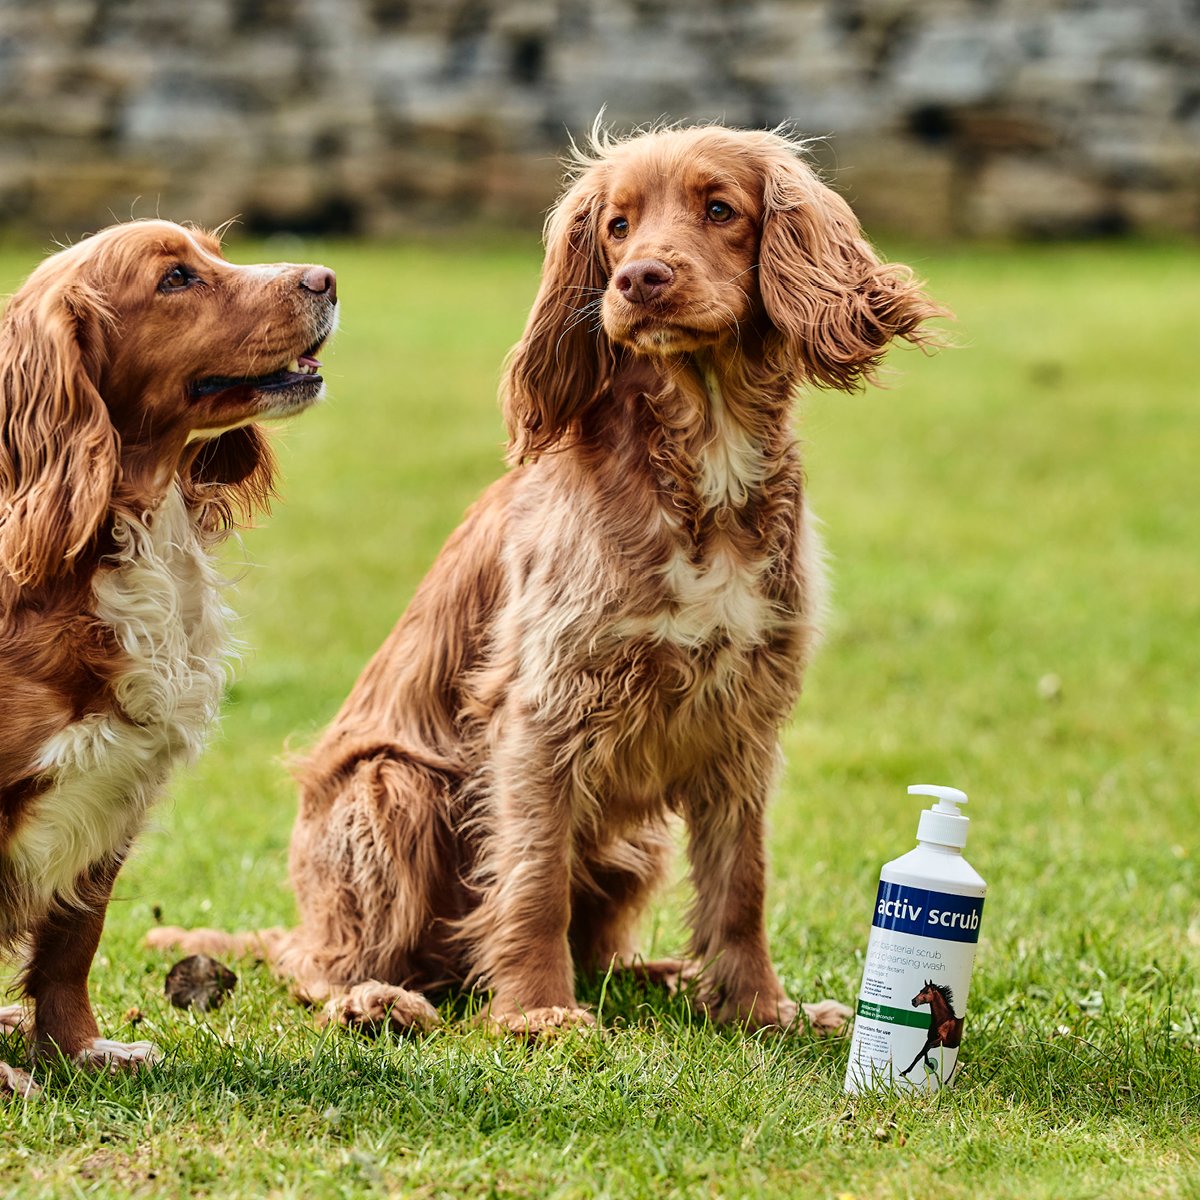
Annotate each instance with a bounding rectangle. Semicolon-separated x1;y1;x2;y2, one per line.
901;980;964;1081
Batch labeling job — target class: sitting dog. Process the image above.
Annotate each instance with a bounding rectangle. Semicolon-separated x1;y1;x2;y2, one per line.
152;126;940;1037
0;220;337;1082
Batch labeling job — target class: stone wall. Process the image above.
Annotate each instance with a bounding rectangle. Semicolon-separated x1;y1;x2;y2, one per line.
0;0;1197;240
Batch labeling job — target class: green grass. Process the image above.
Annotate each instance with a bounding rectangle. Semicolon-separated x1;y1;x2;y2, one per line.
2;235;1199;1198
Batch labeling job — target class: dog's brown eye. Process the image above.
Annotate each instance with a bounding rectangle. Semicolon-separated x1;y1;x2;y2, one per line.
159;265;193;292
609;217;630;239
706;200;734;223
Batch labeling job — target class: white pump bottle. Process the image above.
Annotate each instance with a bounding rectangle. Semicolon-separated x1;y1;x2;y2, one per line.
844;785;987;1094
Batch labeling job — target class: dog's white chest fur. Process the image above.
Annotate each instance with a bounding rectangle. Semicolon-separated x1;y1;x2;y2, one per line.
695;367;770;512
7;487;231;909
650;545;774;648
622;374;778;649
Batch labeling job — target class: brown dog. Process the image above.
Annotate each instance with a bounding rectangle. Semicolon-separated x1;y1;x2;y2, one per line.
152;126;940;1037
0;221;336;1081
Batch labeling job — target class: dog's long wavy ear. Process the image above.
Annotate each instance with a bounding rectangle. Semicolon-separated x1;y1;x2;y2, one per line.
502;168;613;463
757;139;946;390
184;426;277;533
0;272;119;587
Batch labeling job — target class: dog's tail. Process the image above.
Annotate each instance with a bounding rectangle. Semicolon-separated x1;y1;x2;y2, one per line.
144;925;290;967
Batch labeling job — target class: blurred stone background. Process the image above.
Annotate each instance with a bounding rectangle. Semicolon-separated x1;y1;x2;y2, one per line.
0;0;1197;241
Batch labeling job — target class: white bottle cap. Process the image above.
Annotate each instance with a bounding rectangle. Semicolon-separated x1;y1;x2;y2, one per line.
910;784;969;849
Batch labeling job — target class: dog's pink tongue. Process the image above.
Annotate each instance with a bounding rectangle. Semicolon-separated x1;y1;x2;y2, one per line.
299;355;321;369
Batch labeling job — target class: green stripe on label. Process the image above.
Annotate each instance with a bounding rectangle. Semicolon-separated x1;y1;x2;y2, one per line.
855;999;932;1029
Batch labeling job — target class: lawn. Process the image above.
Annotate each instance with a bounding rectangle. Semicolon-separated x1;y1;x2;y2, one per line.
1;233;1198;1199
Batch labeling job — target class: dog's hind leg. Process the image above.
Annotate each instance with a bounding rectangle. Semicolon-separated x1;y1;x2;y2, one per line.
281;751;466;1032
146;752;460;1033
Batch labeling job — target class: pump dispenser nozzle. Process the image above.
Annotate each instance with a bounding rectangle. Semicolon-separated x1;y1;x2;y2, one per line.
909;784;970;849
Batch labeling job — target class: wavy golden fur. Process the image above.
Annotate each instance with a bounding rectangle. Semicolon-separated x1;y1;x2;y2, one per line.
152;126;942;1036
0;220;336;1076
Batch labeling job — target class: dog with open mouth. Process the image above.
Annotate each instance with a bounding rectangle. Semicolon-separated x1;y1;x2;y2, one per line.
0;219;336;1084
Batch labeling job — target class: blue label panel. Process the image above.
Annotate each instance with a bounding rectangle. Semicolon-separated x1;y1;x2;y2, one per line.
872;881;985;944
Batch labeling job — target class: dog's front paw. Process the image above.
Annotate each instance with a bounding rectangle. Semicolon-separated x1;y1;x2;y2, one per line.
320;981;441;1034
487;1005;597;1040
74;1039;160;1073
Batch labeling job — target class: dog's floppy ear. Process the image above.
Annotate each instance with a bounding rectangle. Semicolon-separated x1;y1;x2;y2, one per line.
180;424;276;532
502;169;614;462
184;425;278;532
757;144;944;390
0;275;119;586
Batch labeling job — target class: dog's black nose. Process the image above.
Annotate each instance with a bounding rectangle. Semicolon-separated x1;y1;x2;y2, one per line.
614;259;674;305
301;266;337;302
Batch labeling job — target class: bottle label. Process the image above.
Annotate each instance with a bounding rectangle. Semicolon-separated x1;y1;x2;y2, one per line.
844;881;985;1094
872;881;984;942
